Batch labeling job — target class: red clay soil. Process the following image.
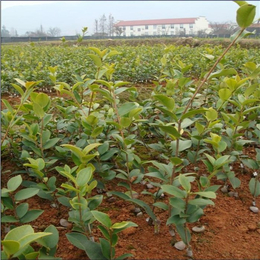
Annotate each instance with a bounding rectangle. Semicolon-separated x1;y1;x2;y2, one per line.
1;155;260;260
1;94;260;259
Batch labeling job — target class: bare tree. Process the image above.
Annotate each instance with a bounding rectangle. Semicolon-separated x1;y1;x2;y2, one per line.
108;14;115;37
99;14;107;36
1;25;10;37
114;26;123;36
94;19;99;34
48;27;61;37
10;28;18;37
209;22;237;37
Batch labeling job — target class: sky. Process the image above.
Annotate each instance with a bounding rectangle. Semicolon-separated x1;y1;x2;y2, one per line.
1;1;55;9
1;1;260;36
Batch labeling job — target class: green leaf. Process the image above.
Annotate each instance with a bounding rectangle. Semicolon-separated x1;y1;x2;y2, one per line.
61;144;85;158
18;232;52;251
100;238;111;260
249;178;260;197
35;93;50;108
112;221;132;230
20;210;44;223
169;197;185;211
1;240;20;258
118;102;138;116
188;198;214;206
166;215;186;225
152;202;168;210
91;210;112;228
241;159;259;170
98;225;110;240
181;108;206;120
37;225;59;249
16;203;29;219
15;188;39;201
115;253;133;260
11;83;24;96
209;68;237;80
66;233;106;260
43;138;60;150
7;175;22;192
82;143;101;155
1;216;18;223
33;102;45;118
229;176;241;189
4;225;33;241
154;94;175;111
171;140;192;152
236;3;256;28
120;117;132;128
170;157;183;166
193;191;216;199
179;174;191;192
231;28;256;42
161;185;187;198
158;125;181;138
200;176;209;187
111;234;118;247
87;54;102;67
76;167;93;187
91;126;104;138
205;108;218;121
176;225;191;245
218;88;232;101
2;99;14;112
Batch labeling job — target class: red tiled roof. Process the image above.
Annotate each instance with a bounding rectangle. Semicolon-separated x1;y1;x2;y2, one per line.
249;23;260;28
115;18;197;27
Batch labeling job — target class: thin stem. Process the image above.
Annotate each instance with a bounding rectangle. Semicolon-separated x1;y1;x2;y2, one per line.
111;89;133;199
182;28;245;117
40;117;45;159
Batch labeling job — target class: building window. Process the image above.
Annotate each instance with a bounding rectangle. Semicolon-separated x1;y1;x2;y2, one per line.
153;31;157;35
130;26;133;30
138;28;141;32
145;32;148;35
145;25;148;30
162;25;166;29
153;25;157;29
189;24;193;28
131;32;134;36
171;31;174;35
123;27;126;31
180;24;183;28
171;24;174;29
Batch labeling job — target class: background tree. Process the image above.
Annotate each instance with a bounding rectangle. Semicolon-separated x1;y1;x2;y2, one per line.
108;14;115;37
197;29;207;37
94;19;99;35
48;27;61;37
209;22;238;37
10;28;18;37
99;14;107;36
1;25;10;37
114;26;123;36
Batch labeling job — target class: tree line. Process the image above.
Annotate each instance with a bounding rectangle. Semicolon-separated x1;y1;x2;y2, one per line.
1;25;61;37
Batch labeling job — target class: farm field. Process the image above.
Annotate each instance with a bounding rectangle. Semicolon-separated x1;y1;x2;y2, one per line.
1;10;260;260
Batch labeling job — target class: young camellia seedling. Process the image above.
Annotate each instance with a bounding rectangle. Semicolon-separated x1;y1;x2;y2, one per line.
1;224;59;260
162;174;218;258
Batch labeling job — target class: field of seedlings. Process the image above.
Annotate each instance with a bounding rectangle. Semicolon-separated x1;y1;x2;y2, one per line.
1;3;260;260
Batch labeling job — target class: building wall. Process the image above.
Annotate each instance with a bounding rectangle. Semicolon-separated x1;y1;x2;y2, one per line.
116;17;210;37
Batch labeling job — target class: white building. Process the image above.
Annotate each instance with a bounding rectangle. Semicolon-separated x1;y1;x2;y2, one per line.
114;17;210;37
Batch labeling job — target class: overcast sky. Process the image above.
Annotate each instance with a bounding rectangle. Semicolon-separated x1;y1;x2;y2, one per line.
1;1;260;35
